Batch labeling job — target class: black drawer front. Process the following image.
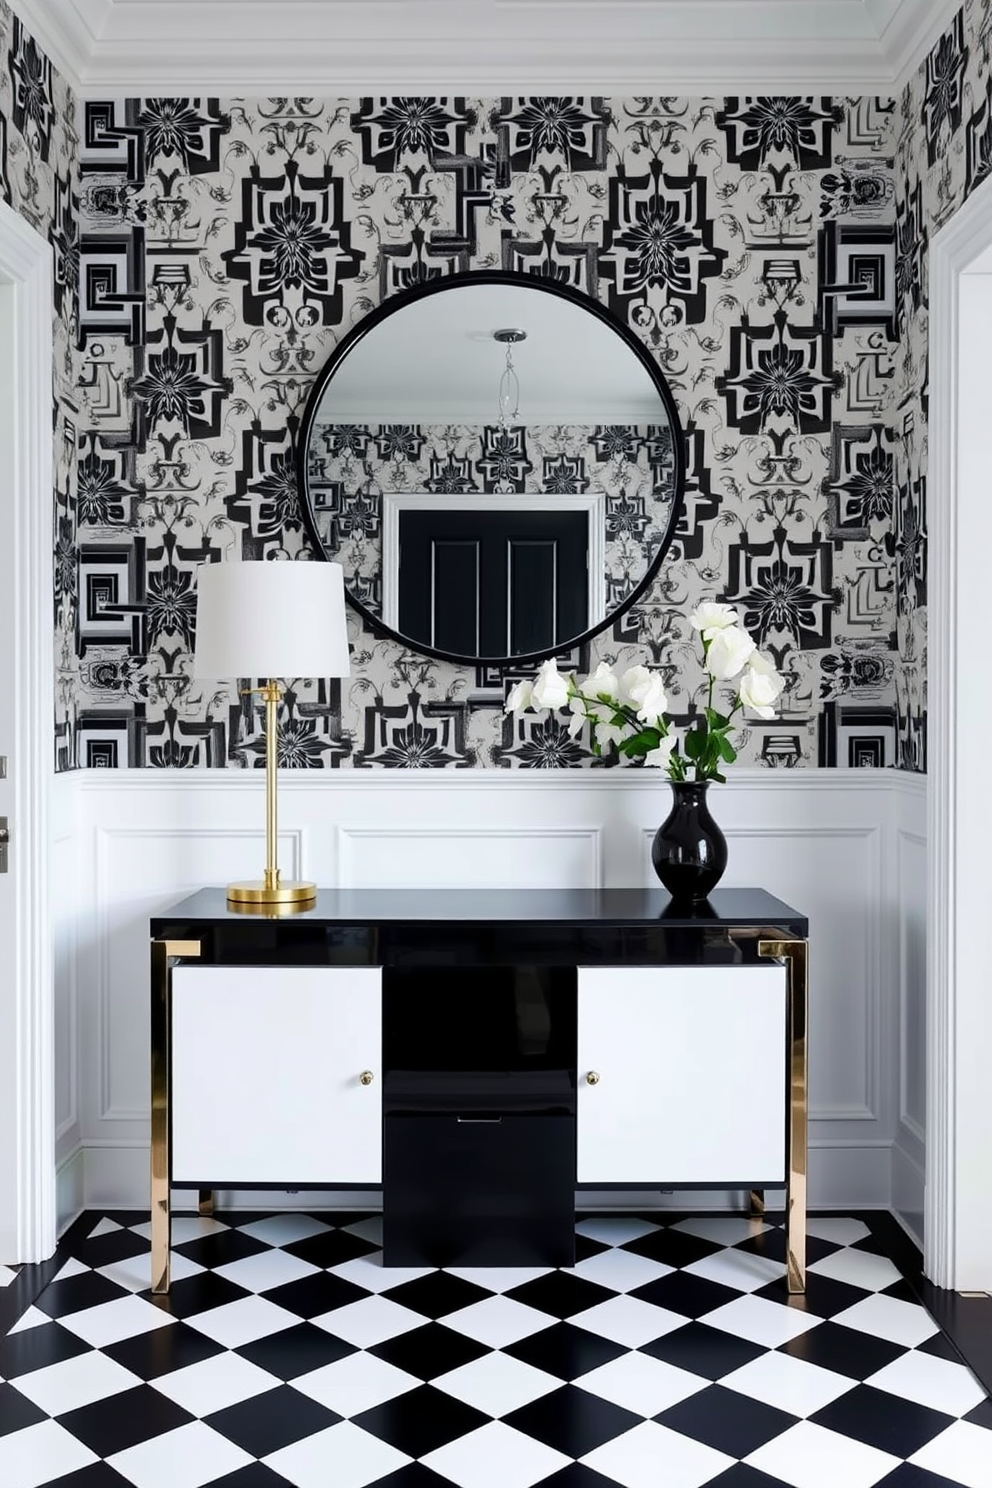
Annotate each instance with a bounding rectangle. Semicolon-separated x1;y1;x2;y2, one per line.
383;1113;575;1269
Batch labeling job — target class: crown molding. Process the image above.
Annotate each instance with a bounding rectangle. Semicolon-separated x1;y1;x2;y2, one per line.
6;0;966;96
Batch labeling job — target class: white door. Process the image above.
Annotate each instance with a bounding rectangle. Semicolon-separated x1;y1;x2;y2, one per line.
172;965;383;1184
0;200;54;1264
577;964;787;1185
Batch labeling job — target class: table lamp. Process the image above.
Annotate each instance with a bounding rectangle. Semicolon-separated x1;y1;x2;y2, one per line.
194;559;350;909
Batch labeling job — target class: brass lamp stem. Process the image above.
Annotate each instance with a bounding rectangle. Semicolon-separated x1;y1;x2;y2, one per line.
225;680;316;911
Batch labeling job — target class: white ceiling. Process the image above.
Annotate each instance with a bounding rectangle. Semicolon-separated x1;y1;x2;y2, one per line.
11;0;962;95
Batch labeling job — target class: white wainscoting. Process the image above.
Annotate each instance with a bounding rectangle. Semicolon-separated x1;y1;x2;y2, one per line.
58;767;917;1219
891;771;927;1244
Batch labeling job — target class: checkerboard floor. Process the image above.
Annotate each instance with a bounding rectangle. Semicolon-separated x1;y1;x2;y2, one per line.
0;1211;989;1488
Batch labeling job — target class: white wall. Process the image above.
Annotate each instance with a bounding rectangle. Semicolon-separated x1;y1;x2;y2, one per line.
891;772;927;1244
50;767;921;1220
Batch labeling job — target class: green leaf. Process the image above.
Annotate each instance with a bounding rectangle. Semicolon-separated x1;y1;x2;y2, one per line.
684;728;704;760
718;736;737;764
705;708;730;730
619;727;660;757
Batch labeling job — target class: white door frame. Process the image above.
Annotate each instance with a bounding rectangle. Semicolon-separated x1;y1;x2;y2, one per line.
926;171;992;1291
0;198;55;1263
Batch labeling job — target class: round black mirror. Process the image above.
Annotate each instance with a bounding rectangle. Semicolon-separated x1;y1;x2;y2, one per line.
297;271;685;668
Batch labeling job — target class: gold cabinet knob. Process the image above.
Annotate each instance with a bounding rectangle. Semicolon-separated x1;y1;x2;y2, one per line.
586;1070;600;1085
359;1070;374;1086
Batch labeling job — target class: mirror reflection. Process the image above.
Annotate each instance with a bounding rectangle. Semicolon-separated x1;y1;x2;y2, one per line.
298;275;684;667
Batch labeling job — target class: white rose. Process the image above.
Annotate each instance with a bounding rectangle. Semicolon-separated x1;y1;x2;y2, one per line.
530;657;570;710
644;734;677;771
706;625;756;680
583;661;620;702
619;665;668;722
689;601;739;639
505;678;534;713
566;693;587;737
739;655;785;718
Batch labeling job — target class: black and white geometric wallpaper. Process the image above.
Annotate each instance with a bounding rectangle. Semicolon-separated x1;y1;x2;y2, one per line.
3;0;982;772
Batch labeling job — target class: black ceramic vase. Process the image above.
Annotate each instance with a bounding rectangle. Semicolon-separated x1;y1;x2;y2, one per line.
651;780;728;904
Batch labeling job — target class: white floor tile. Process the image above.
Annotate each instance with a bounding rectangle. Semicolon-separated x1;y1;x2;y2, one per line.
803;1218;872;1246
831;1293;939;1348
443;1295;556;1350
263;1421;411;1488
745;1420;902;1488
572;1247;673;1293
576;1350;710;1417
183;1295;300;1349
151;1351;279;1416
445;1266;552;1293
52;1257;90;1283
107;1420;253;1488
575;1216;662;1246
702;1294;824;1349
129;1217;229;1244
341;1216;383;1246
87;1217;123;1239
420;1419;571;1488
432;1350;561;1417
328;1253;434;1293
0;1264;20;1287
672;1217;772;1245
58;1294;177;1348
0;1420;98;1488
235;1214;332;1246
720;1349;858;1417
582;1420;735;1488
866;1347;987;1417
7;1307;49;1335
96;1250;204;1294
11;1349;141;1415
909;1420;992;1488
213;1248;320;1294
312;1294;426;1349
807;1248;903;1293
290;1351;420;1417
683;1248;786;1293
571;1294;687;1349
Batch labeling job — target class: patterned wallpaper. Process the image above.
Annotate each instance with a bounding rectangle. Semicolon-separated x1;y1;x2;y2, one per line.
5;0;970;771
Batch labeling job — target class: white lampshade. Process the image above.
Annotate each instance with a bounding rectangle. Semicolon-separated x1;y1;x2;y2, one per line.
193;560;351;680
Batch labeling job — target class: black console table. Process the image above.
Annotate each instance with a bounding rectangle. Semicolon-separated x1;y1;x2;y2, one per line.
150;888;808;1294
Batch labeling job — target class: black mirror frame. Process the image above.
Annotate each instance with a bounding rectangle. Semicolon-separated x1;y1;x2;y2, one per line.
296;269;686;671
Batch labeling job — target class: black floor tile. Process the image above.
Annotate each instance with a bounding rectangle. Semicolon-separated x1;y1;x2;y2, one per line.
235;1321;358;1380
751;1270;868;1320
917;1330;966;1363
0;1380;49;1436
150;1270;253;1320
170;1229;271;1268
810;1382;955;1456
503;1383;642;1456
639;1319;767;1379
965;1395;992;1428
370;1465;463;1487
33;1270;128;1318
44;1465;135;1487
777;1319;907;1378
380;1270;493;1320
261;1271;368;1320
619;1227;723;1269
734;1228;838;1267
574;1234;613;1263
102;1318;226;1379
535;1465;629;1487
368;1321;490;1380
881;1277;924;1304
283;1229;380;1269
206;1384;342;1455
655;1382;799;1456
629;1270;742;1320
503;1320;628;1381
0;1319;92;1378
75;1231;153;1269
709;1466;808;1487
354;1383;491;1457
875;1467;978;1487
55;1384;196;1457
503;1270;617;1320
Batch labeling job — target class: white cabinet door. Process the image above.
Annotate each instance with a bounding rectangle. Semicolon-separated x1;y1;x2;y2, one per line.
577;964;786;1185
171;965;381;1185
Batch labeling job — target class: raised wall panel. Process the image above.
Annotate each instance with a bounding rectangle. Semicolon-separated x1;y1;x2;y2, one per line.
898;828;927;1140
172;966;382;1184
577;965;787;1185
338;825;602;889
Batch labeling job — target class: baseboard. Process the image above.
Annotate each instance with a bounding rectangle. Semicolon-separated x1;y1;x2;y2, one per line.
891;1142;925;1246
56;1144;84;1236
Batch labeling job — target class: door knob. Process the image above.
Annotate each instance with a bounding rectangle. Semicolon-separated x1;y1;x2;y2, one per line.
359;1070;374;1086
586;1070;600;1085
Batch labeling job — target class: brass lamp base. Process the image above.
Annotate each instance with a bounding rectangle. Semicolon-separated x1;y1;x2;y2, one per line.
226;878;316;909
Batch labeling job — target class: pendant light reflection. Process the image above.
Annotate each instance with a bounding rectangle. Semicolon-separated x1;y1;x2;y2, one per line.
494;327;526;430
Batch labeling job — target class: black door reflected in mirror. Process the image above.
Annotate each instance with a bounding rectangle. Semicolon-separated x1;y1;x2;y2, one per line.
296;272;686;669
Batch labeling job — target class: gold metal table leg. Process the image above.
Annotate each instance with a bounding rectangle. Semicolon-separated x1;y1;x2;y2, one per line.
150;938;201;1295
749;1188;765;1218
198;1189;215;1217
759;937;808;1293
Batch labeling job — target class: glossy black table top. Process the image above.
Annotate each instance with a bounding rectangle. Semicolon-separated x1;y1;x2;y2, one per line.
152;886;806;935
